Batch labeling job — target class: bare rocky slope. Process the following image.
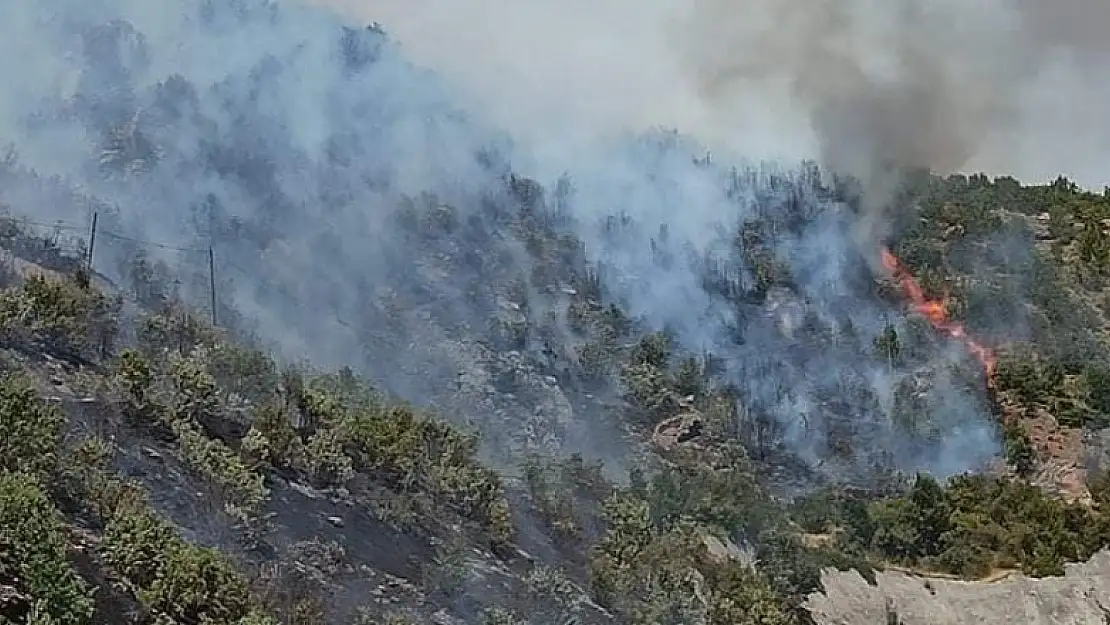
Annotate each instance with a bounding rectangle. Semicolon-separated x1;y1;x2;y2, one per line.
807;549;1110;625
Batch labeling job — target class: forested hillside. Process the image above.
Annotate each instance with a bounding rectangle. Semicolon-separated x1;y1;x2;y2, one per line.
2;167;1110;625
2;3;1110;625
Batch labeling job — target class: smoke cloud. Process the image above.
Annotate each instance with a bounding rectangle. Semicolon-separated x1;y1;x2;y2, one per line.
3;0;1104;482
323;0;1110;190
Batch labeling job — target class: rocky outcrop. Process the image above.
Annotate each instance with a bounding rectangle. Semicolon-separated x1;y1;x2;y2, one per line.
805;550;1110;625
652;410;703;452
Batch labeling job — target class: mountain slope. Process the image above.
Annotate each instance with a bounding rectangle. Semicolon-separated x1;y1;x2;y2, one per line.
1;2;1110;625
3;169;1110;625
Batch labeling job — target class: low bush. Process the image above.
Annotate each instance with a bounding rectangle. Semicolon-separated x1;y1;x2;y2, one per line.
102;506;256;624
0;375;65;478
0;274;120;360
0;472;94;625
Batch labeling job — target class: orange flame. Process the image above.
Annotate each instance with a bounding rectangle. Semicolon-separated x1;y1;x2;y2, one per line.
880;248;996;379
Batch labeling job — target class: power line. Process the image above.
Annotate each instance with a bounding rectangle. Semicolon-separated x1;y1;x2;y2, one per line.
3;212;221;325
8;214;368;336
96;229;207;253
1;214;207;253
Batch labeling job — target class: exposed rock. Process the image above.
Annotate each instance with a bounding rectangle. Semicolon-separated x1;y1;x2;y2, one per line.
289;481;323;500
653;411;703;451
1003;399;1090;503
1084;427;1110;474
806;549;1110;625
699;531;754;569
431;609;464;625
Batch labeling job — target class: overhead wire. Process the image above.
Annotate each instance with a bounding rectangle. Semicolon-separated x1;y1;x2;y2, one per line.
1;214;208;253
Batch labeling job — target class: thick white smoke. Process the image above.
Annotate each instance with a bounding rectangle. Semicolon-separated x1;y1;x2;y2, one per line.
322;0;1110;189
7;0;1103;480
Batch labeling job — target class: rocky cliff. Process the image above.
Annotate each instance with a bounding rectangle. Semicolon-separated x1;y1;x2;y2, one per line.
806;550;1110;625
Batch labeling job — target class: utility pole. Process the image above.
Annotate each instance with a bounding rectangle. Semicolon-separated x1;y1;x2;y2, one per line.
86;212;98;270
208;246;217;326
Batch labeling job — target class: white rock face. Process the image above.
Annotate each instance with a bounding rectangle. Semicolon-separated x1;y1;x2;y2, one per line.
806;550;1110;625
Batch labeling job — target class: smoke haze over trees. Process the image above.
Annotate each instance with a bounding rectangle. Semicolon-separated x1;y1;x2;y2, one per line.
1;0;1109;482
4;1;1110;624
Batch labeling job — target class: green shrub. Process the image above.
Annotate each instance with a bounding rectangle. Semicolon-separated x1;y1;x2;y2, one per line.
993;348;1065;406
647;461;770;538
207;342;279;403
523;453;612;544
144;542;252;625
0;472;94;625
708;563;793;625
241;402;305;469
0;274;119;360
576;340;615;381
117;349;155;411
115;349;269;514
167;351;220;425
621;362;677;424
337;403;511;534
171;418;269;514
102;507;255;623
629;332;673;369
0;375;65;478
137;307;218;357
301;426;355;487
590;511;712;623
102;507;180;590
57;436;149;526
850;472;1110;578
306;367;384;416
790;488;844;534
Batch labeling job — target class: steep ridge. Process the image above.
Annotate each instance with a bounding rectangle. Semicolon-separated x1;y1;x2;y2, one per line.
807;549;1110;625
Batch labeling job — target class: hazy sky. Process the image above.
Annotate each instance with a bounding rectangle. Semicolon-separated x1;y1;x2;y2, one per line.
315;0;1110;189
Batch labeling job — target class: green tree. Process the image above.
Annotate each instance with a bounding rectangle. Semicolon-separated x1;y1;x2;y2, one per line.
908;474;952;556
1077;219;1110;273
873;323;902;368
870;474;952;563
630;331;673;368
1002;422;1036;476
708;563;792;625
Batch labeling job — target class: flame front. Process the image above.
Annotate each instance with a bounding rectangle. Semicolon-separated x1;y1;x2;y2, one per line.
880;248;997;378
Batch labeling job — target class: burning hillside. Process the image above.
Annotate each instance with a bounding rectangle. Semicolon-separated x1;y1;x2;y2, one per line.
881;247;997;380
1;3;1110;625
